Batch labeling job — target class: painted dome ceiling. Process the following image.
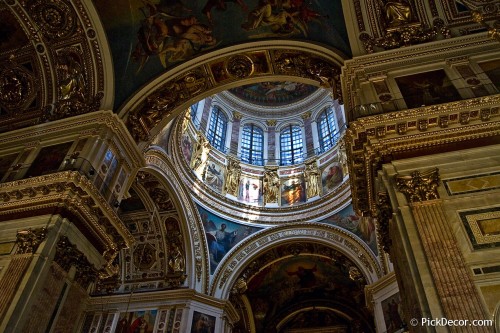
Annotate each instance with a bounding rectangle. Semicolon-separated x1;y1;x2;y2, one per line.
228;82;319;106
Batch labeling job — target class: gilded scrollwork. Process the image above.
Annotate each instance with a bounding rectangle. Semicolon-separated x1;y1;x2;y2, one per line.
396;168;440;203
226;55;254;78
15;227;48;254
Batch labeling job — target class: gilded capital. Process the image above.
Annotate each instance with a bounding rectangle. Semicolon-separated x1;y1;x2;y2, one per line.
396;168;440;203
266;119;277;126
300;111;311;120
233;111;242;120
15;227;48;254
376;192;393;252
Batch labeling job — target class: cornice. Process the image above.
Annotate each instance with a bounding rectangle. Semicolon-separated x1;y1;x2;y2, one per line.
0;171;134;275
346;95;500;215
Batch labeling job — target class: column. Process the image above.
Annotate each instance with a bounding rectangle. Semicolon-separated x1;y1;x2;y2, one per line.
301;112;314;157
199;97;212;131
229;112;242;156
266;120;276;165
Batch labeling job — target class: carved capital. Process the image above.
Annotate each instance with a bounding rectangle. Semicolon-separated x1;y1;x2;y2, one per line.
396;168;440;203
15;227;48;254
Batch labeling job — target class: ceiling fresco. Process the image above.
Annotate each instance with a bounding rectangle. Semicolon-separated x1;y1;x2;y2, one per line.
92;0;350;108
228;81;318;106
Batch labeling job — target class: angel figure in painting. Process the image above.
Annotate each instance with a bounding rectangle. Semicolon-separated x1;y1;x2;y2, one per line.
224;158;241;196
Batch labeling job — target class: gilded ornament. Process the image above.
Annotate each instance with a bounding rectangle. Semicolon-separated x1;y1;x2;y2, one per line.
304;160;320;199
0;66;36;110
133;243;157;270
226;55;254;78
15;227;48;254
26;0;77;40
395;168;440;203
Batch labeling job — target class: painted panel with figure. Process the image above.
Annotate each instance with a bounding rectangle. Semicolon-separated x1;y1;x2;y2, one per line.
280;176;306;206
395;69;462;108
197;205;262;274
203;161;225;193
320;204;377;255
382;292;404;333
238;176;262;206
114;309;157;333
321;160;343;195
190;311;216;333
92;0;351;108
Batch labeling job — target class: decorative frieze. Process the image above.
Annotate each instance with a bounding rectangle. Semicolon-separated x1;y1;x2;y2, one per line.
15;227;48;254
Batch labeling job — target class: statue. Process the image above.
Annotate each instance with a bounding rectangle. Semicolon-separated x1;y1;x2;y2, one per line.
263;168;280;204
378;0;414;28
304;161;320;199
190;135;211;175
338;138;349;176
168;243;185;273
224;157;241;196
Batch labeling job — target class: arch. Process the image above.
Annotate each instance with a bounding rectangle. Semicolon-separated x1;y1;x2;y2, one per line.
119;41;345;146
210;222;382;299
143;149;210;293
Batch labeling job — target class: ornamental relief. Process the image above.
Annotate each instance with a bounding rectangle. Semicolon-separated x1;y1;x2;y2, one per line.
0;0;105;130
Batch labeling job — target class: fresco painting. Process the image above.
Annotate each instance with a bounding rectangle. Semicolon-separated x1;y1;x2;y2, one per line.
280;176;306;206
190;311;216;333
93;0;350;108
382;292;404;333
237;176;262;205
246;255;364;332
114;309;157;333
203;160;225;193
321;160;343;195
395;69;462;108
198;205;262;274
229;81;317;106
320;204;377;255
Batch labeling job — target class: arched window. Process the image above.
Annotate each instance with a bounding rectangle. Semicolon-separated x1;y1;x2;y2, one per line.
317;107;338;151
207;106;227;152
190;102;200;128
280;125;303;165
240;124;264;166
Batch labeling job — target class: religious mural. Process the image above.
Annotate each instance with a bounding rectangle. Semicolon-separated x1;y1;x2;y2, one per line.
237;176;262;205
190;311;216;333
246;255;364;332
197;205;262;274
320;204;377;255
321;160;343;194
382;292;404;333
228;81;317;106
395;69;462;108
114;309;157;333
203;160;225;193
280;176;306;206
92;0;350;108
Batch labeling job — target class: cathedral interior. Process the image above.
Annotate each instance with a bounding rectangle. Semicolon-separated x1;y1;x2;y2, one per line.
0;0;499;332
